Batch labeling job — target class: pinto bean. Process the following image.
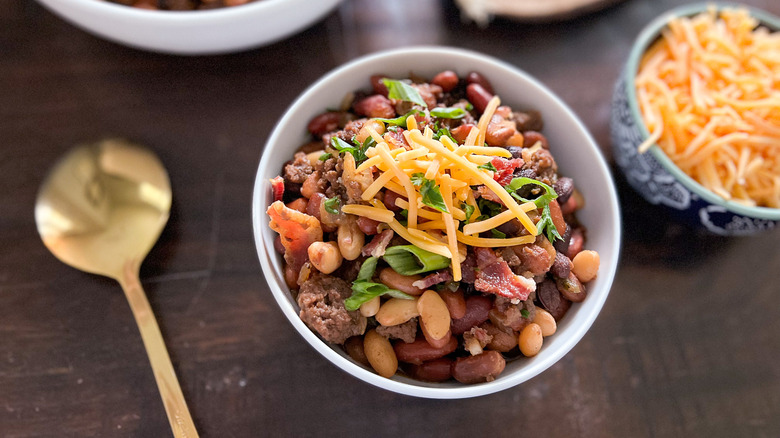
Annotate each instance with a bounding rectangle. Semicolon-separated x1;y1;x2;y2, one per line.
376;297;420;327
344;336;371;367
307;112;340;137
518;323;543;357
307;241;343;275
354;95;395;119
393;336;458;365
379;268;424;296
357;216;381;235
550;252;573;279
451;295;492;335
440;289;466;319
452;351;506;384
432;70;459;92
466;71;494;94
300;172;321;199
466;83;493;114
480;322;517;352
556;271;587;303
572;250;600;283
417;290;451;341
364;329;398;378
406;357;453;382
286;197;308;213
523;131;549;149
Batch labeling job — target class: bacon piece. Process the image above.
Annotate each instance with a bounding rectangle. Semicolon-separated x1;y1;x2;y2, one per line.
490;157;524;186
361;229;394;257
476;185;504;205
473;248;536;301
460;251;477;284
412;270;452;290
267;201;323;273
270;176;285;202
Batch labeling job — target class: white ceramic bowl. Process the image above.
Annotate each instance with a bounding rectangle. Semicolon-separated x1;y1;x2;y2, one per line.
36;0;343;55
252;47;621;398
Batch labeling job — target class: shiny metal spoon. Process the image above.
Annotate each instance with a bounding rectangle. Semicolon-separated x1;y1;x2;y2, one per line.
35;139;198;438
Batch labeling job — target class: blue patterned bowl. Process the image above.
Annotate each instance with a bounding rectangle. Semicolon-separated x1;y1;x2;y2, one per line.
610;2;780;235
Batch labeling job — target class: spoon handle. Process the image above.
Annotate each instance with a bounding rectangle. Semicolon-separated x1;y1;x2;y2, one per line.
120;265;199;438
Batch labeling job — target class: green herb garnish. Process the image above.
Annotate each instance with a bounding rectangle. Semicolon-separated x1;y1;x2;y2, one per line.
323;196;340;215
478;162;497;172
476;198;503;218
433;127;454;142
490;229;507;239
430;107;468;119
382;245;451;276
503;177;558;208
382;79;427;107
410;173;449;213
345;257;414;311
318;152;332;161
410;172;426;187
461;203;475;224
520;309;530;319
536;203;563;242
374;110;420;128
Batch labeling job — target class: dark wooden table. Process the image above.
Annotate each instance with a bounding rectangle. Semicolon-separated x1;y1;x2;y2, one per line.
2;0;780;436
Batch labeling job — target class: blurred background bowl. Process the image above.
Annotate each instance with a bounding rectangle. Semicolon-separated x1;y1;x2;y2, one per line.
252;46;621;398
35;0;343;55
610;2;780;235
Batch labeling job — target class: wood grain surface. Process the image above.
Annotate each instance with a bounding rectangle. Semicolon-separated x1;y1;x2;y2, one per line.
2;0;780;437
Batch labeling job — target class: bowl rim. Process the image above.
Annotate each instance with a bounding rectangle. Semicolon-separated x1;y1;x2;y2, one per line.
252;46;621;398
52;0;324;20
622;1;780;220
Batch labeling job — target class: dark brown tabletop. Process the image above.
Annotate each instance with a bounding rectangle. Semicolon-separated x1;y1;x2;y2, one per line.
2;0;780;436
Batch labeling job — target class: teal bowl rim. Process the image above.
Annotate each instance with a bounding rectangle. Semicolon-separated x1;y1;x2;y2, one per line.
623;1;780;220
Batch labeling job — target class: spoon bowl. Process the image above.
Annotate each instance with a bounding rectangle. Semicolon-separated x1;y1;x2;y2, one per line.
35;139;198;438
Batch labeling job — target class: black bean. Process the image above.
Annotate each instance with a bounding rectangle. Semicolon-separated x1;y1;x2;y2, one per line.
507;146;524;159
550;252;572;279
553;225;571;255
554;177;574;205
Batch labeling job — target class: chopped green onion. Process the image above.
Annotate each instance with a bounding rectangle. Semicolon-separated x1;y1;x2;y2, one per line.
430;107;468;119
478;162;497;172
356;256;379;282
520;309;530;319
490;229;506;239
324;196;341;215
374;110;420;128
383;79;427;107
383;245;450;276
504;177;558;208
318;152;332;161
345;282;412;311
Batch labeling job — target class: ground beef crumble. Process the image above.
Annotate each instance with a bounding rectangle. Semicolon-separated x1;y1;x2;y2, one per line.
297;274;366;344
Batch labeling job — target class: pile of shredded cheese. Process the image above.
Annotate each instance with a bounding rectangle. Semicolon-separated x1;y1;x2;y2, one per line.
635;7;780;207
340;96;539;282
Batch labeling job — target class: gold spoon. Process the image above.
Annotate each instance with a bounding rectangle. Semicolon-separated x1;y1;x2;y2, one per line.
35;139;198;438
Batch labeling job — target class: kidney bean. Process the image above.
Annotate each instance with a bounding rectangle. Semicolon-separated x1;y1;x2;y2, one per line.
451;124;475;144
567;228;585;259
420;323;452;349
300;172;321;199
452;351;506;384
451;295;492;335
548;296;572;321
273;235;285;255
354;95;395;119
283;264;297;289
379;268;424;296
394;336;458;365
548;200;566;237
307;112;340;137
553;177;574;205
432;70;459;92
523;131;549;149
485;120;515;146
370;74;389;96
406;357;453;382
550;252;573;279
556;271;587;303
466;83;493;114
357;216;381;235
513;110;544;132
480;322;517;352
306;192;326;220
440;289;466;319
466;71;494;94
383;190;404;212
344;336;371;367
561;195;578;215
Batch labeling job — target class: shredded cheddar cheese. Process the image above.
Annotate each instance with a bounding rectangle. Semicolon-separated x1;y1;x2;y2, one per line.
636;7;780;207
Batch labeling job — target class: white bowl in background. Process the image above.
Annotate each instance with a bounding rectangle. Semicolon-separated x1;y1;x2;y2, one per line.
252;47;622;398
36;0;343;55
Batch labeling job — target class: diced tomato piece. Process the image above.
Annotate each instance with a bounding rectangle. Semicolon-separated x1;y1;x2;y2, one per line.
491;157;524;186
